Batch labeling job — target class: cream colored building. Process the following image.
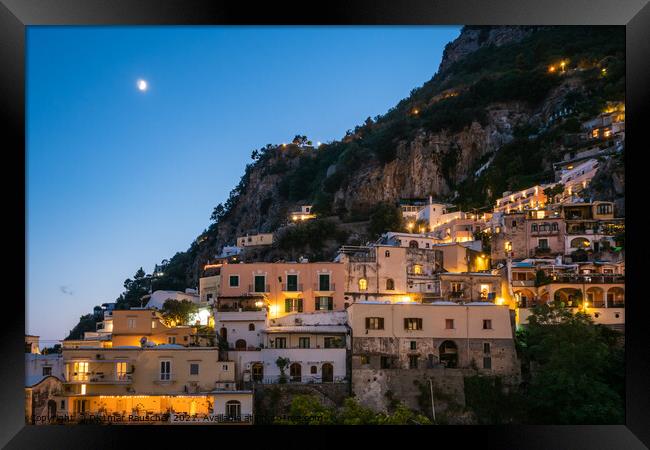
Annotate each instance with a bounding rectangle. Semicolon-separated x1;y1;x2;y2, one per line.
236;233;274;248
347;302;519;376
495;185;548;214
57;347;253;424
289;205;316;222
63;309;198;349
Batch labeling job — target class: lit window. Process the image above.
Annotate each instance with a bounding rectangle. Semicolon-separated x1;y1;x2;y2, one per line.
404;318;423;331
116;362;127;380
412;265;423;275
365;317;384;330
73;361;89;381
358;278;368;291
168;336;176;344
127;318;136;329
80;384;86;395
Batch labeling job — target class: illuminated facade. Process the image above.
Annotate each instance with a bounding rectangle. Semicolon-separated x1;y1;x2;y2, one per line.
56;347;253;424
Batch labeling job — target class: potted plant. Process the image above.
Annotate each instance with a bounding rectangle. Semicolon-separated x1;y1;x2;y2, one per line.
276;357;290;384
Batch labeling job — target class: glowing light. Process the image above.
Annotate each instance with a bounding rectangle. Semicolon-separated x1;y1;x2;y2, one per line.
137;79;148;91
254;300;264;308
495;297;505;306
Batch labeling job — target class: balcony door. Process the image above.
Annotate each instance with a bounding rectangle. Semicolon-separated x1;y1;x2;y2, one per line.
287;274;298;291
319;274;330;291
254;275;266;293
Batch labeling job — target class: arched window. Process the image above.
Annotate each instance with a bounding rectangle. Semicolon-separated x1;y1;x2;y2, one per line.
358;278;368;291
409;240;419;248
570;237;590;249
225;400;241;419
552;222;559;231
235;339;247;350
386;279;395;290
531;224;538;232
248;323;255;331
385;250;390;257
412;264;423;275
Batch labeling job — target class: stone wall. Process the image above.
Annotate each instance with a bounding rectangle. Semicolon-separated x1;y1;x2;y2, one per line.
352;336;521;379
352;368;469;417
253;382;350;424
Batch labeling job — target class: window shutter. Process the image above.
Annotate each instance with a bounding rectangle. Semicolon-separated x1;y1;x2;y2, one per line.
285;298;292;312
315;298;321;311
365;317;370;329
379;318;384;329
297;299;303;312
404;318;408;329
327;297;333;310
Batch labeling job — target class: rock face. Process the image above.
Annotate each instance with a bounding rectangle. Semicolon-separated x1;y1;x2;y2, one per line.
335;107;528;212
182;25;624;284
438;26;541;74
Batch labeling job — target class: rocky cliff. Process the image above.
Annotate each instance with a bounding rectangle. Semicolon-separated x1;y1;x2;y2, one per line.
136;25;625;288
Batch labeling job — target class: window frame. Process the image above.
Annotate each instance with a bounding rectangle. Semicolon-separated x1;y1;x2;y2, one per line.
404;317;423;331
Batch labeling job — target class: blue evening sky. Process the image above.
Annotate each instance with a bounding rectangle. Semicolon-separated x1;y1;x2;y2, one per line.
27;26;461;344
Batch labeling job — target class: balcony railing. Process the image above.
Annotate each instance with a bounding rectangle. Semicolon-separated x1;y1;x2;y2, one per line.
282;283;303;292
248;375;347;385
67;374;133;384
313;283;335;291
248;284;270;294
541;274;625;285
512;280;535;287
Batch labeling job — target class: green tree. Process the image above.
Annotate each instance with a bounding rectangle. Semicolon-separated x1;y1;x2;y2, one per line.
160;299;199;327
274;395;337;425
378;403;432;425
519;301;624;424
338;398;380;425
368;202;403;238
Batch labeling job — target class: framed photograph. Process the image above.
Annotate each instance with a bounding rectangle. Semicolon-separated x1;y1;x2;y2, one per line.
3;0;648;448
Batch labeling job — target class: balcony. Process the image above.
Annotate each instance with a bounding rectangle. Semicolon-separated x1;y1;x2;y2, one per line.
313;282;335;292
153;377;177;385
282;283;303;292
216;310;266;321
248;284;270;294
447;291;465;300
67;374;133;384
540;274;625;285
512;280;535;287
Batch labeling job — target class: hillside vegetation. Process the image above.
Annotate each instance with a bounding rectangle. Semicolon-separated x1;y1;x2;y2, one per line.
68;26;624;330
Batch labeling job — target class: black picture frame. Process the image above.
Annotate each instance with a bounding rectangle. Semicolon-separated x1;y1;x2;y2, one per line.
2;0;648;448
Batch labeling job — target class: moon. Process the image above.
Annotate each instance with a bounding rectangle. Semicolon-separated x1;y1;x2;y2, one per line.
137;79;148;91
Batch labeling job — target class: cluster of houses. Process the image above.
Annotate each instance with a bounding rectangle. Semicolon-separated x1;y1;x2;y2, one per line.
26;105;625;424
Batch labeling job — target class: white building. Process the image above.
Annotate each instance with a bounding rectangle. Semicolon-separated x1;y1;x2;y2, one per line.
25;353;65;387
146;289;201;310
215;309;349;385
